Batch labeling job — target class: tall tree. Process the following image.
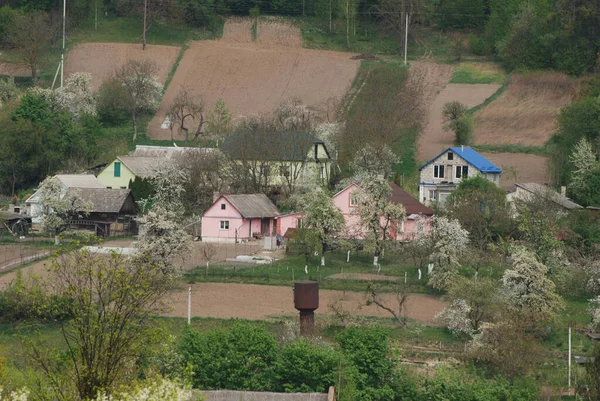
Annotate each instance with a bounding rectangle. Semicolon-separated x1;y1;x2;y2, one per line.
114;59;163;141
166;86;204;142
428;216;470;290
5;11;54;80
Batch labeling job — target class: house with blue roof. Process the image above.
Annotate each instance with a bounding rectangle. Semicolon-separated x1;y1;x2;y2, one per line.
418;146;502;204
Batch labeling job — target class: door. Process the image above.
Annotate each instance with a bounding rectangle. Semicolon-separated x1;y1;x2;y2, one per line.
261;218;270;235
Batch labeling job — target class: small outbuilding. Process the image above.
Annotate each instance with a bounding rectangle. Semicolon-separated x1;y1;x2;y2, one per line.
201;194;280;243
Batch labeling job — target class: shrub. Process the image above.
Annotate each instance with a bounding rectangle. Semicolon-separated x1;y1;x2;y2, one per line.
179;323;277;390
469;35;492;56
97;76;130;125
274;339;339;393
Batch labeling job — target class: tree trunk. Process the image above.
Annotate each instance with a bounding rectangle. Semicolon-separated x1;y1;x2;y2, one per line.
132;110;138;141
373;255;379;267
54;235;60;245
142;0;147;50
321;256;325;266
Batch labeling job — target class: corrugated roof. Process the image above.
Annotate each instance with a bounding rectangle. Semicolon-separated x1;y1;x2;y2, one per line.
388;183;434;215
131;145;216;159
223;194;280;218
419;147;502;173
221;131;326;161
67;188;137;214
515;183;582;210
56;174;105;188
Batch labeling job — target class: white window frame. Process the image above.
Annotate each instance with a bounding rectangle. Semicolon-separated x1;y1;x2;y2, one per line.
220;220;229;230
433;164;445;178
350;193;359;207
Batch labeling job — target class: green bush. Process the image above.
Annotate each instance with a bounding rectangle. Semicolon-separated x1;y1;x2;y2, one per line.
336;326;401;401
179;323;278;390
275;339;339;393
97;77;130;125
469;35;491;56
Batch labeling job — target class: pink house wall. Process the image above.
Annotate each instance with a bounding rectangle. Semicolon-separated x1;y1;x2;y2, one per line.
201;196;276;243
276;213;302;236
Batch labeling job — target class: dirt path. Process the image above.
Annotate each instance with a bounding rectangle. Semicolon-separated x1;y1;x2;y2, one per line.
417;83;501;163
165;282;445;323
328;273;401;282
65;43;180;88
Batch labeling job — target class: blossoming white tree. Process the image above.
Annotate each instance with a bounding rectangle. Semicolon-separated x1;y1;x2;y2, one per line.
356;177;405;266
350;144;399;181
427;216;469;290
137;162;191;275
36;177;93;244
29;73;97;119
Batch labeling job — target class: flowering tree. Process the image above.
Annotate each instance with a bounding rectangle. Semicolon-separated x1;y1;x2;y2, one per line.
501;247;564;325
356;177;405;266
350;144;399;181
427;216;469;290
436;299;474;336
29;73;97;119
36;177;93;244
301;188;345;266
115;59;163;141
137;163;191;275
568;137;600;206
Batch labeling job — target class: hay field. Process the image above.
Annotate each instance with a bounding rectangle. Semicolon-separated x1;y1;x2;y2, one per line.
474;73;575;146
64;42;180;88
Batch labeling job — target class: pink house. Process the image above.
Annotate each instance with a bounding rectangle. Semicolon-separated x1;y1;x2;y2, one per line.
275;212;303;238
201;194;280;243
332;182;434;241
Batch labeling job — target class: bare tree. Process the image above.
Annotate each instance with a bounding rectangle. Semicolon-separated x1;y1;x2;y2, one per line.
6;11;55;80
166;86;205;143
366;282;409;327
115;60;163;141
202;243;217;270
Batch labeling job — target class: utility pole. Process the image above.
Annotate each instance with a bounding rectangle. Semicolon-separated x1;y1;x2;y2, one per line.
142;0;148;50
187;286;192;325
61;0;66;87
568;326;572;388
404;12;408;65
95;0;98;31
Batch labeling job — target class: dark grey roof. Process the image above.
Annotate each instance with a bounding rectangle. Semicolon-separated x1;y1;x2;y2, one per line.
221;131;327;161
515;183;582;210
0;211;31;222
67;188;137;214
223;194;280;218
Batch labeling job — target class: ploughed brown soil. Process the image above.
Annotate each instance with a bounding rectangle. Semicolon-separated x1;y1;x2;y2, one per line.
165;282;445;323
64;42;180;88
147;19;360;139
0;62;31;77
481;152;550;190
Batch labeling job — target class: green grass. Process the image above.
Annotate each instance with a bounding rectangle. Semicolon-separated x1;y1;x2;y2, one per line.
465;80;507;116
472;144;549;156
450;64;506;84
70;17;222;47
164;44;188;91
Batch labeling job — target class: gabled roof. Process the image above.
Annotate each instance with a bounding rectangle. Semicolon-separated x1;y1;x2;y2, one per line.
419;147;502;173
67;188;138;214
221;194;280;218
131;145;216;159
55;174;105;188
388;183;434;216
514;183;582;210
117;156;163;178
221;131;328;162
334;182;433;216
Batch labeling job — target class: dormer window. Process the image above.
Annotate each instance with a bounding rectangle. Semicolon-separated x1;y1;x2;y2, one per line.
448;152;454;160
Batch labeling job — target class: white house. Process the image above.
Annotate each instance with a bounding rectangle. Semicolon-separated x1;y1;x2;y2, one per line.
25;175;105;220
418;146;502;204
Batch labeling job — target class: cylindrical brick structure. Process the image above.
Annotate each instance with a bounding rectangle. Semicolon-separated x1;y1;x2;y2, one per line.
294;280;319;335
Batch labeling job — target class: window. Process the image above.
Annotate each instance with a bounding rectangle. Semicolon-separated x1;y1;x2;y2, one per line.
221;203;226;210
114;162;121;178
279;165;290;177
220;221;229;230
428;190;435;200
433;165;445;178
462;166;469;178
259;166;270;177
350;193;359;207
448;152;454;160
456;166;462;179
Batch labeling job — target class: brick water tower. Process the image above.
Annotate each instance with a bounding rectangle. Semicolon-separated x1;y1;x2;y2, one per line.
293;280;319;335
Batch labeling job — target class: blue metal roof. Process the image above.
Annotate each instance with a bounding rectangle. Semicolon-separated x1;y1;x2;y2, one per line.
419;147;503;173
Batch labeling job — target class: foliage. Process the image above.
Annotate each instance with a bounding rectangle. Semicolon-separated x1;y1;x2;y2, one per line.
355;177;405;265
36;176;93;240
0;77;17;105
435;0;485;29
446;176;511;253
0;387;29;401
428;216;470;290
585;345;600;401
24;249;174;401
94;377;192;401
206;99;232;145
336;326;400;401
568;137;600;207
442;101;473;146
350;144;398;181
501;247;565;325
137;162;191;275
97;76;131;125
179;324;277;390
300;188;345;265
29;73;97;120
114;60;163;141
274;339;339;393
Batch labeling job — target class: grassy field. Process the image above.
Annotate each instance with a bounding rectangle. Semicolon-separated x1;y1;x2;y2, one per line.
450;63;506;84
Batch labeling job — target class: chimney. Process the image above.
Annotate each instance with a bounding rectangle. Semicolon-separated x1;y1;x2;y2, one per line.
461;145;464;151
561;186;566;197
